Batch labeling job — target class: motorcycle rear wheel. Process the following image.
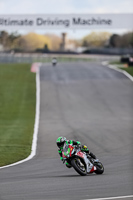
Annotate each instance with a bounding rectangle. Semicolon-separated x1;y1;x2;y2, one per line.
71;158;87;176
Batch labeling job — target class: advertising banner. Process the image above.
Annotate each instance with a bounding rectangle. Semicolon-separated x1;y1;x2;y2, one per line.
0;14;133;30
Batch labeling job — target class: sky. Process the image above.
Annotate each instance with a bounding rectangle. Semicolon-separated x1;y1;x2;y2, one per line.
0;0;133;39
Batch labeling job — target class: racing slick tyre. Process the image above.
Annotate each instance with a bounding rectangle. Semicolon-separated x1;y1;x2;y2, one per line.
94;161;104;174
52;63;56;66
71;158;87;176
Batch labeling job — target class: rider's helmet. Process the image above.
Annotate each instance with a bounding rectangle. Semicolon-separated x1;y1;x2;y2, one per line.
56;136;66;148
82;144;88;149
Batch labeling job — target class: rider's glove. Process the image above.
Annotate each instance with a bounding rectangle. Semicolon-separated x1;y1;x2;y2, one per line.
60;157;66;163
89;152;96;159
77;141;81;148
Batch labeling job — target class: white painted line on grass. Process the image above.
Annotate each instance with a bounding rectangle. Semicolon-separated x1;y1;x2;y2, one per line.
84;195;133;200
0;66;40;169
102;61;133;82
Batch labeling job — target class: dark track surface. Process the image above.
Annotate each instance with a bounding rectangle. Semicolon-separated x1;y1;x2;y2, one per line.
0;62;133;200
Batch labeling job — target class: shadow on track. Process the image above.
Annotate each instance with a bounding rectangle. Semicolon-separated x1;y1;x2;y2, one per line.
34;173;101;179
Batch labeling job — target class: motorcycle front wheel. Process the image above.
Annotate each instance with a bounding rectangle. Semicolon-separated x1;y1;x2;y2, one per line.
71;158;87;176
94;161;104;174
52;63;56;66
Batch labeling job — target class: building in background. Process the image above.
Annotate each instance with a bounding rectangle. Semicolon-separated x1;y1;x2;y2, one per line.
60;33;67;51
0;44;4;51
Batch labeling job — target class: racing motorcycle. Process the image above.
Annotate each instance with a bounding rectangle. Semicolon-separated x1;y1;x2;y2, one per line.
62;143;104;176
52;57;57;66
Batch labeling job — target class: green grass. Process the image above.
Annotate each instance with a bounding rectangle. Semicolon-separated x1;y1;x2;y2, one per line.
0;63;36;167
109;60;122;65
119;67;133;76
109;60;133;76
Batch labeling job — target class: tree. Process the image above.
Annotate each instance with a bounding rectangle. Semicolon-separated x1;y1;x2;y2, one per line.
121;32;133;48
109;32;133;48
109;34;121;47
82;32;111;47
18;33;51;51
8;32;21;49
0;31;9;49
0;31;21;50
45;34;61;50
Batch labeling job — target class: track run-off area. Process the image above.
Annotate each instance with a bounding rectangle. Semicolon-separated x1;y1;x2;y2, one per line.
0;61;133;200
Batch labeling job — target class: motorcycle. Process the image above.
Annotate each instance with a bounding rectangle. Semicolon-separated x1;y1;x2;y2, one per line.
62;143;104;176
52;58;57;66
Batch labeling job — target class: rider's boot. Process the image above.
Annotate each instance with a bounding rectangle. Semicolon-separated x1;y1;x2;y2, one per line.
66;162;72;168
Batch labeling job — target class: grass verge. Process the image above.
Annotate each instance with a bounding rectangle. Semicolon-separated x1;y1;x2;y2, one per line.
119;67;133;76
0;63;36;167
109;60;122;65
109;61;133;77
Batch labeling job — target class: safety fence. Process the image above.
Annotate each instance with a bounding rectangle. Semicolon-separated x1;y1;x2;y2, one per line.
0;53;120;63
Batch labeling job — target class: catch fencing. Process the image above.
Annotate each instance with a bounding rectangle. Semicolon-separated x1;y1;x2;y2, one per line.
0;53;120;63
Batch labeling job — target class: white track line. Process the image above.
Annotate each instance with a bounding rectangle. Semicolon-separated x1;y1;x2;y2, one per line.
0;67;40;169
102;61;133;82
108;65;133;82
84;195;133;200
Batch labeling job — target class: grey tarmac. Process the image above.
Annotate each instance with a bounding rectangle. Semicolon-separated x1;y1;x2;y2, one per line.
0;62;132;200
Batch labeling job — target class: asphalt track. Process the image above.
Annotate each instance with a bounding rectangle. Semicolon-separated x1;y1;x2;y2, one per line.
0;62;133;200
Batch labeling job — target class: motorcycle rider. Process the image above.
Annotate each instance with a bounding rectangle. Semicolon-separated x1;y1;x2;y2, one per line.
52;57;57;66
56;136;96;168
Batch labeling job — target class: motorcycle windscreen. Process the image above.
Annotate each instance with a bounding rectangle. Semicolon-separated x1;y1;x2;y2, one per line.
63;143;70;156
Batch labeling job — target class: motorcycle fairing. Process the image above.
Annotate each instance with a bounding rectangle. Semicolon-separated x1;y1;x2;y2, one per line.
77;151;85;158
76;152;95;173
